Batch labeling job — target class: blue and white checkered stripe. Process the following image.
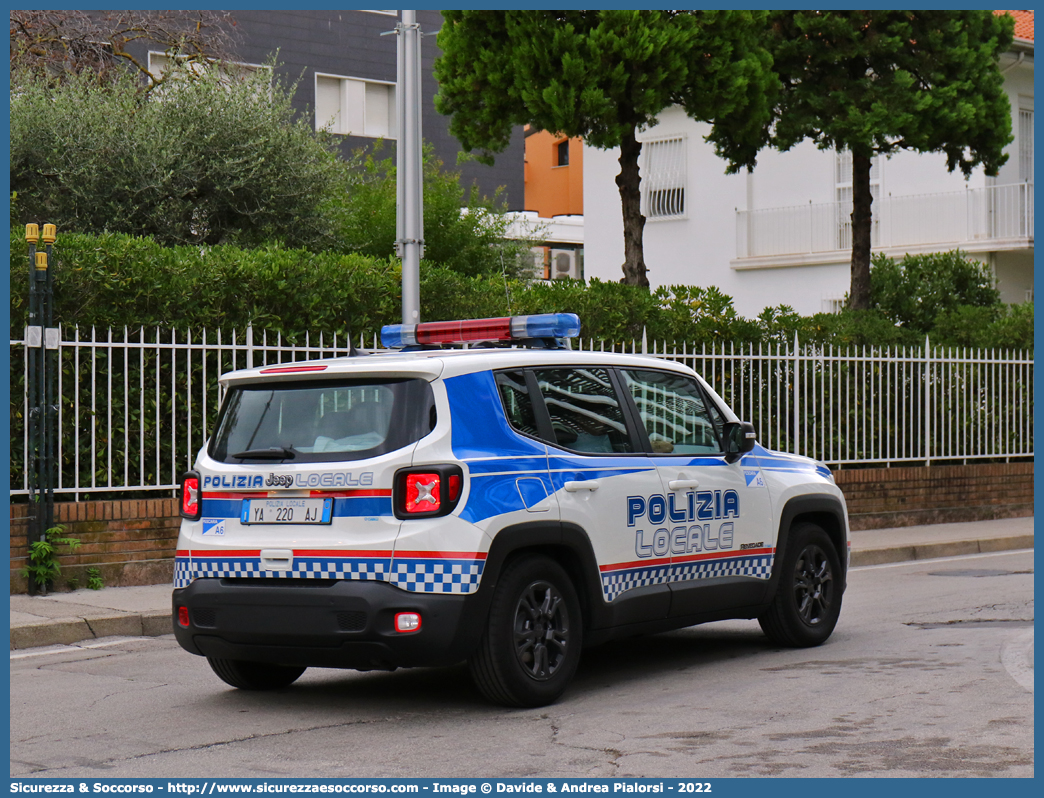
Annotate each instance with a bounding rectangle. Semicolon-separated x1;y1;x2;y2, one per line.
388;558;485;594
174;554;485;593
173;555;390;588
601;553;774;602
600;564;672;603
173;558;195;588
670;554;773;585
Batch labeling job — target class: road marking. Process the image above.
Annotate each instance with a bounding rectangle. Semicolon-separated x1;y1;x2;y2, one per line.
1001;628;1034;693
851;548;1033;572
11;635;147;660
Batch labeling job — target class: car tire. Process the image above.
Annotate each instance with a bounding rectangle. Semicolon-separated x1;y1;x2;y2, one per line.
207;657;306;690
758;522;842;647
468;554;583;708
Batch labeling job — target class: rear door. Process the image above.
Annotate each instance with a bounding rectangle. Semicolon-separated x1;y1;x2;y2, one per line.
530;366;670;625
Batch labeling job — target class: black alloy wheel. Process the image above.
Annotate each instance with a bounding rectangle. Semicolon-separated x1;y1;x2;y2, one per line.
513;579;571;681
793;542;835;626
758;522;843;647
469;554;583;707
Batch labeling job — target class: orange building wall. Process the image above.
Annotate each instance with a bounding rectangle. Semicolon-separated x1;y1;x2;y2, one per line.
524;130;584;218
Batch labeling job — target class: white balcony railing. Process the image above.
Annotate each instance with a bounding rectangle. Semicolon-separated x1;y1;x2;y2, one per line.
736;181;1033;260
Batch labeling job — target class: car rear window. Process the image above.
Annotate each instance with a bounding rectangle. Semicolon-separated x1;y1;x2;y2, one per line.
209;378;435;464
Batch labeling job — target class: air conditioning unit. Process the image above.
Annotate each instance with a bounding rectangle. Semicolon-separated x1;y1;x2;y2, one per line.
528;246;549;279
550;248;581;280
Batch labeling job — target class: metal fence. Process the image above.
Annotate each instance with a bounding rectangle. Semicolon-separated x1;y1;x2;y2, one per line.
10;326;1034;497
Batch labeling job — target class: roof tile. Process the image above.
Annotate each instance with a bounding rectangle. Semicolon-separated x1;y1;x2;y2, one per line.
995;9;1033;42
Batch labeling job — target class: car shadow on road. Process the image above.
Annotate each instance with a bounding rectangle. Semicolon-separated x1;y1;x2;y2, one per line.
200;620;778;712
570;622;775;694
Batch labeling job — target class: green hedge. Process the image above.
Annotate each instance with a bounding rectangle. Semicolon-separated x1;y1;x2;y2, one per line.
9;231;1033;350
8;231;758;344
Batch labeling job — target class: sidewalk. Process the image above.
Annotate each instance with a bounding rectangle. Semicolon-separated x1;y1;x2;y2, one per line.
9;516;1034;651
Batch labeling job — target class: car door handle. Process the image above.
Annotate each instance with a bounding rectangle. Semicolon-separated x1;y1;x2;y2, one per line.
668;479;700;490
564;480;601;492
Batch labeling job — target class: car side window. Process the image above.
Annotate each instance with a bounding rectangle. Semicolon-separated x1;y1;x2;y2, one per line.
495;370;541;439
621;369;722;455
533;367;634;454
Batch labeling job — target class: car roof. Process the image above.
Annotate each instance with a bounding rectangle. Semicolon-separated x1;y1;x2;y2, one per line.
219;346;699;387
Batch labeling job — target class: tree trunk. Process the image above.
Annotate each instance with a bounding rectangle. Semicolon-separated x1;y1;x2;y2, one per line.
615;129;649;288
849;151;873;310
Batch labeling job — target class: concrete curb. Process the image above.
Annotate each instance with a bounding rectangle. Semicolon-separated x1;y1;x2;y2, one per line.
10;610;173;651
9;535;1034;651
849;534;1034;566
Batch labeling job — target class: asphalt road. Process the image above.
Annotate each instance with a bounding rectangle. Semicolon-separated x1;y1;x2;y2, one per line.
10;549;1033;779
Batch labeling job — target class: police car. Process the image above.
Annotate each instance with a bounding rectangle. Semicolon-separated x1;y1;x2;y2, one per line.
173;313;849;707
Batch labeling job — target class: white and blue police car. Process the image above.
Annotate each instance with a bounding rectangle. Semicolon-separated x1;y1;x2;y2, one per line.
173;313;849;707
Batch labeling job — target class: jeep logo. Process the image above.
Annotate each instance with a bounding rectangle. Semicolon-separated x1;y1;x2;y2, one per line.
265;474;295;488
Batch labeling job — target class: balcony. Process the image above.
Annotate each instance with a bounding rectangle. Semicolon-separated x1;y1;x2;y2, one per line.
735;182;1033;267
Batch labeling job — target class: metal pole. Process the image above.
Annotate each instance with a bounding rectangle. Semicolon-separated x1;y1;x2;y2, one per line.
395;19;406;262
25;225;40;593
396;10;424;325
41;224;57;539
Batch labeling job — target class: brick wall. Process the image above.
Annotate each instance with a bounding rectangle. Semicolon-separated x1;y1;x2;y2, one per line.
10;498;179;594
8;462;1034;592
834;462;1034;530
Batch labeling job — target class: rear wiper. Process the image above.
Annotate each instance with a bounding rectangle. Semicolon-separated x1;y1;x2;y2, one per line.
231;447;296;459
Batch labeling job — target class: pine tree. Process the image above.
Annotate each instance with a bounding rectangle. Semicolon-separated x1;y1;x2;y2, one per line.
767;11;1015;309
434;10;776;288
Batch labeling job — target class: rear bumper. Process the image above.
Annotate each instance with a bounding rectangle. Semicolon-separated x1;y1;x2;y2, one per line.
172;578;478;670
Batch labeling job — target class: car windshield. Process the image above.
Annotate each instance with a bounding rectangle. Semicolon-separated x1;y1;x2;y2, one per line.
209;378;435;464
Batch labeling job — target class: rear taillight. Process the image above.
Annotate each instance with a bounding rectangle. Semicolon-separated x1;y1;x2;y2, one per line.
177;606;190;627
180;471;202;520
393;465;464;519
405;473;441;513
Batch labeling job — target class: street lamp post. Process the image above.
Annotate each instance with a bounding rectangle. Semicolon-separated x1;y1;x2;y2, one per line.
396;10;424;325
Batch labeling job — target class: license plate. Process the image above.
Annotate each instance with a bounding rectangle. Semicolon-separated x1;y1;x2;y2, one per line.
241;498;333;525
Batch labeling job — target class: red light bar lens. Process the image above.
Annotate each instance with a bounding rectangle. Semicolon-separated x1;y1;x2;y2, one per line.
404;473;441;513
416;318;512;345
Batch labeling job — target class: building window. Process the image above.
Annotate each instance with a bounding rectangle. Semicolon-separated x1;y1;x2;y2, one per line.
556;140;569;167
641;137;686;219
836;149;881;250
1019;104;1033;183
821;295;846;314
315;74;396;139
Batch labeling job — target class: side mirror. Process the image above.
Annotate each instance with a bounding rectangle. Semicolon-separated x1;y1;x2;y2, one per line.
723;421;757;463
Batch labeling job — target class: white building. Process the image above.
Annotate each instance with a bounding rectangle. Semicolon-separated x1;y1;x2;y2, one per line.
582;15;1034;318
